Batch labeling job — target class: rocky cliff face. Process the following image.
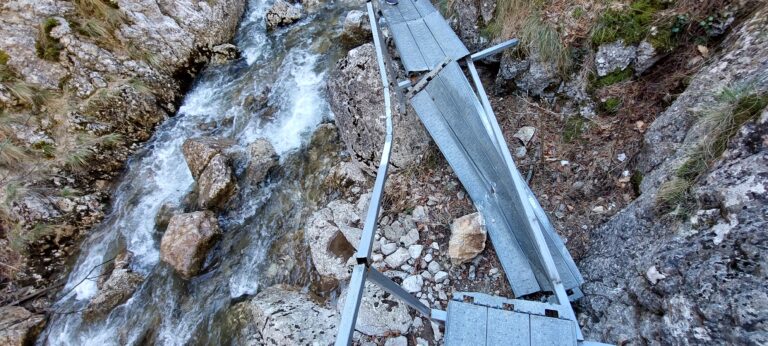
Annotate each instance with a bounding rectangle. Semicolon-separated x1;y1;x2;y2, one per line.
578;7;768;344
0;0;244;312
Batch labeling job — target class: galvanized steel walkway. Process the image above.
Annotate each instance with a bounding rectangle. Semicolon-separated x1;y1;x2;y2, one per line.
335;1;606;345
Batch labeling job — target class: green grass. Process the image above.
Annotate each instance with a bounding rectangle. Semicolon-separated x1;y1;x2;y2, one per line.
657;88;768;214
521;15;571;72
600;97;622;114
0;50;9;65
591;68;633;89
563;116;586;143
591;0;670;46
35;18;63;61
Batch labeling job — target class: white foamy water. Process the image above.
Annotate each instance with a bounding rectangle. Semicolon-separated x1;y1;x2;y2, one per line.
41;0;352;344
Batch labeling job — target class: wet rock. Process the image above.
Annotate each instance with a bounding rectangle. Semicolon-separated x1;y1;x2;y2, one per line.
155;202;180;232
495;50;560;97
266;0;304;30
448;212;487;265
227;285;338;345
337;282;411;336
0;306;45;346
328;43;430;171
160;211;221;279
340;10;371;48
595;40;637;77
182;137;235;180
243;139;278;184
83;255;144;320
197;154;237;209
209;43;240;65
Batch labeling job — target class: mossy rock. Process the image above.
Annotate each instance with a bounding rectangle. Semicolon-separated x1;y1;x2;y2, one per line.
591;0;670;46
35;18;63;62
590;68;633;90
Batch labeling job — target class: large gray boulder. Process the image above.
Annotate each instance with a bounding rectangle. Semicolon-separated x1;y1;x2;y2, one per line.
243;139;277;184
160;211;221;279
0;307;45;346
328;43;430;172
225;285;338;345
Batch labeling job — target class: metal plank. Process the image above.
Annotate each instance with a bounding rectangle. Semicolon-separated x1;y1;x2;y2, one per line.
389;22;429;72
423;12;470;60
427;64;553;293
407;19;446;69
395;0;422;21
412;0;438;16
445;301;487;346
379;0;405;24
471;38;520;61
412;87;541;296
530;315;577;346
487;309;530;346
452;292;572;320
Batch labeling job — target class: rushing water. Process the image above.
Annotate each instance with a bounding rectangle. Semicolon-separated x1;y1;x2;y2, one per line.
40;0;356;344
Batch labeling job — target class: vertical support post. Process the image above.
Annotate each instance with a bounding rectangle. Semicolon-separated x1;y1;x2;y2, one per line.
335;265;369;346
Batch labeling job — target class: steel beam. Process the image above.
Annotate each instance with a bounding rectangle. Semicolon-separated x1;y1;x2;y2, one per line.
470;38;519;61
367;267;431;317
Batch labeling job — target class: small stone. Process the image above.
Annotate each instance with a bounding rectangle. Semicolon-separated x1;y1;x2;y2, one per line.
489;267;499;276
384;336;407;346
431;242;439;250
424;253;433;262
428;261;442;274
400;229;419;247
403;275;424;293
408;244;424;259
617;153;627;162
417;337;429;346
372;254;384;263
421;271;432;281
448;213;487;265
434;271;449;283
381;242;398;256
514;146;527;158
592;206;606;214
412;205;429;223
385;248;410;268
513;126;536;145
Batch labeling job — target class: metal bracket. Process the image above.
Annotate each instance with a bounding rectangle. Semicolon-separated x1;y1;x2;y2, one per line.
470;38;520;61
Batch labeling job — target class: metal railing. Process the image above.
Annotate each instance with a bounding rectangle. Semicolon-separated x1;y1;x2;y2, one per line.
334;2;445;345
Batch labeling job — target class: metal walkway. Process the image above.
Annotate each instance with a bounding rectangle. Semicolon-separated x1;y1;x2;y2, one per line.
335;1;606;345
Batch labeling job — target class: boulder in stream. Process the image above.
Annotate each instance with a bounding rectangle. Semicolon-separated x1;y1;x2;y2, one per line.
182;137;238;209
0;306;46;346
225;285;338;345
160;211;221;279
266;0;304;30
340;10;371;48
244;139;278;184
83;252;144;321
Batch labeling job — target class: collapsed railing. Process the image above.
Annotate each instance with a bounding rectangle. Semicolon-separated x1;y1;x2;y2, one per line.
336;1;584;344
335;3;443;345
